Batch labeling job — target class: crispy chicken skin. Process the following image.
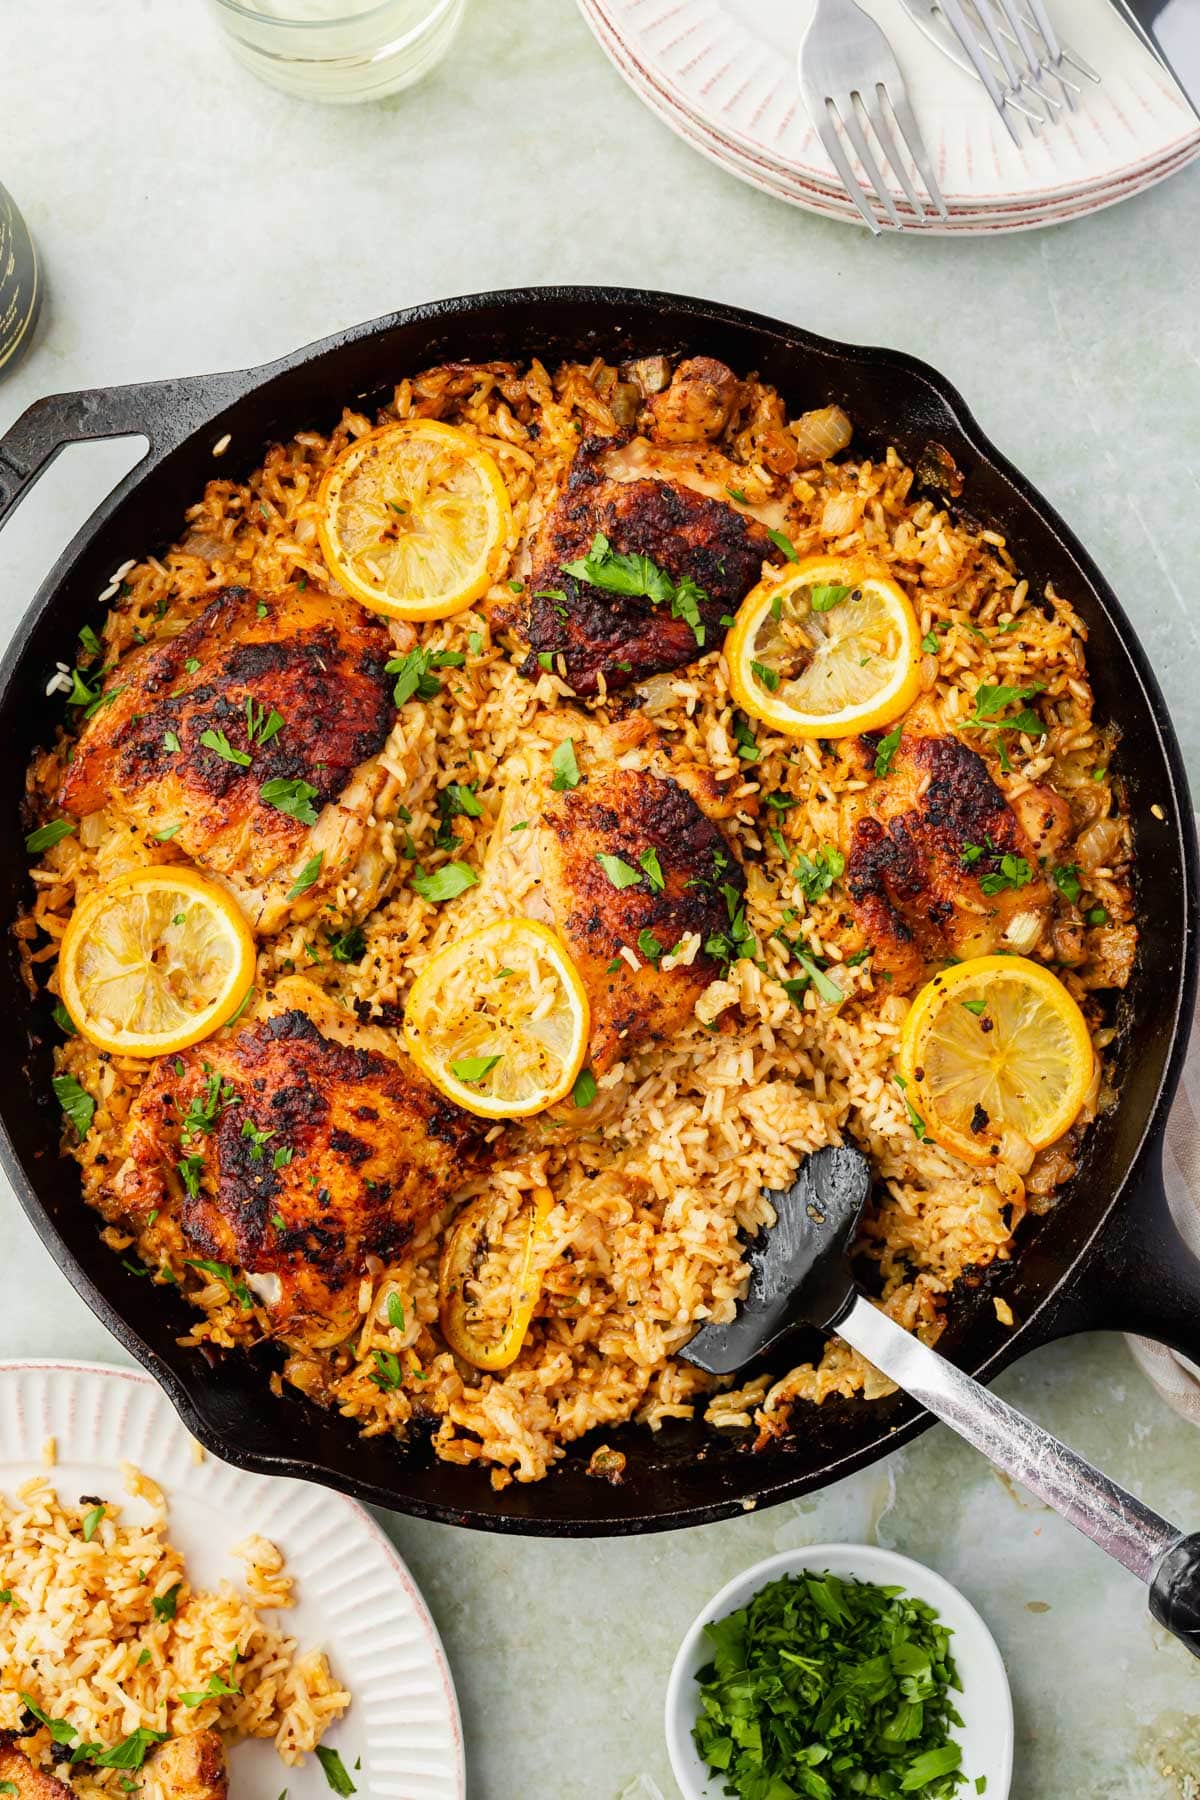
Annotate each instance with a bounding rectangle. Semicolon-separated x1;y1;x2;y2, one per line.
842;729;1064;989
501;430;779;694
113;979;486;1346
0;1742;74;1800
145;1729;228;1800
538;769;745;1071
59;585;396;931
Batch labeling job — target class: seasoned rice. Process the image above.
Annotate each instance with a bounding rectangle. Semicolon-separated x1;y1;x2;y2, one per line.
18;356;1134;1488
0;1467;348;1793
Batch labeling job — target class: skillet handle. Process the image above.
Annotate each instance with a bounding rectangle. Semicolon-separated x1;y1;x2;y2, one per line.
0;371;252;531
1048;1142;1200;1367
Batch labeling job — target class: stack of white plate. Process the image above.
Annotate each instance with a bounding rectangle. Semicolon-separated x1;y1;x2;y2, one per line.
579;0;1200;232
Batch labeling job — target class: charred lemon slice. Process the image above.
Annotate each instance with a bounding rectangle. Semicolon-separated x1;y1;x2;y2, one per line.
897;954;1095;1167
439;1185;554;1370
403;918;589;1119
725;556;922;738
317;418;512;621
58;867;256;1057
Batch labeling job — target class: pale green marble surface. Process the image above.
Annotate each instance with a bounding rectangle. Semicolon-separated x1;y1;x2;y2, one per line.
2;3;1199;1795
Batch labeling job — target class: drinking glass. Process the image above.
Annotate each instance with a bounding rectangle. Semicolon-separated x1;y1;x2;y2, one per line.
205;0;467;103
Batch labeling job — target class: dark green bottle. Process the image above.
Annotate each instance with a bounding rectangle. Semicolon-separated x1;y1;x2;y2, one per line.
0;183;41;379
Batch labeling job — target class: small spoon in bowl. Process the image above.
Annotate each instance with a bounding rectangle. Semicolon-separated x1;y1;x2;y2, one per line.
680;1145;1200;1662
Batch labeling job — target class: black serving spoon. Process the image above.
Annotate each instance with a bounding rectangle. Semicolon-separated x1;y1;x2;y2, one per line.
681;1145;1200;1661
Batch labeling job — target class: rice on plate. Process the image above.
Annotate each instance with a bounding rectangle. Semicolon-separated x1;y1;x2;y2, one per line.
17;352;1134;1490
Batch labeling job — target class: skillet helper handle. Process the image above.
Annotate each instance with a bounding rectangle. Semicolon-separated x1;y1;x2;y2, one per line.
835;1292;1200;1660
0;371;251;532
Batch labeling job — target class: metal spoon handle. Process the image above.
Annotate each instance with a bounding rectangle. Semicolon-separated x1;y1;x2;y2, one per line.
836;1292;1179;1579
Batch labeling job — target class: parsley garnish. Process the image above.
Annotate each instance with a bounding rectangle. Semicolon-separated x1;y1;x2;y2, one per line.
387;1293;406;1332
154;823;182;841
200;727;251;767
450;1054;502;1083
260;777;320;825
25;819;75;853
962;999;988;1016
52;1073;95;1139
246;698;284;746
766;527;799;562
287;852;324;899
561;531;708;647
370;1350;403;1392
185;1258;253;1312
979;853;1032;896
638;847;665;892
782;952;843;1006
572;1067;597;1108
595;853;641;890
637;928;664;964
1087;905;1109;926
810;582;850;611
1053;863;1082;905
733;714;760;763
874;726;903;778
793;845;845;902
550;738;581;791
691;1569;965;1799
894;1073;930;1142
328;924;367;964
81;1503;106;1541
315;1746;357;1795
153;1584;181;1621
240;1117;276;1161
163;729;182;753
750;659;780;693
411;862;478;903
386;646;464;707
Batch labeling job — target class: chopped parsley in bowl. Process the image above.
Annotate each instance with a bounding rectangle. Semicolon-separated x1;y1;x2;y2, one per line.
665;1546;1013;1800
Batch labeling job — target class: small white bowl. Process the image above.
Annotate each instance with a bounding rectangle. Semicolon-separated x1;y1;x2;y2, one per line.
665;1543;1014;1800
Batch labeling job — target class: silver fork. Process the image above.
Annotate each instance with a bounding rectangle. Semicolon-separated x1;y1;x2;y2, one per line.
898;0;1101;143
798;0;949;234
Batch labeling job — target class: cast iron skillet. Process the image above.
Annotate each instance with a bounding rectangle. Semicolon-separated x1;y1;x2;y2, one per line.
0;287;1197;1536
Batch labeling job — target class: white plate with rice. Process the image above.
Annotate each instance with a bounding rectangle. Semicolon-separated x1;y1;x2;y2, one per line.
0;1358;464;1799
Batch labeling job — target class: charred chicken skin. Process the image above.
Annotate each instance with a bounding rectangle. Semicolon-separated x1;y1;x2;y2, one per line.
841;729;1069;989
113;980;486;1346
59;585;397;931
537;768;746;1070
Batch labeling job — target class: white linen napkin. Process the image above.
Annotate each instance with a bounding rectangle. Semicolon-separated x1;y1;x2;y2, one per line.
1126;994;1200;1418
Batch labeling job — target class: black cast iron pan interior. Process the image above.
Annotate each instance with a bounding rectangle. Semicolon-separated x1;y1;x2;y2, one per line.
0;288;1197;1535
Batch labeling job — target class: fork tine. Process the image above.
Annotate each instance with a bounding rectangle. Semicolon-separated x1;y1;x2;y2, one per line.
937;0;1022;142
882;83;950;218
814;102;883;234
969;0;1025;91
861;86;926;220
839;100;904;228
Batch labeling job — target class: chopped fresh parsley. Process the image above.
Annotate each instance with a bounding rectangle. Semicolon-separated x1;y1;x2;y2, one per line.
52;999;76;1036
960;843;985;866
328;924;367;964
979;853;1032;896
691;1569;965;1799
595;853;641;890
163;728;182;753
315;1746;357;1795
411;862;478;903
962;999;988;1016
1053;863;1082;905
793;845;845;903
25;818;75;853
561;531;708;647
750;659;780;693
370;1350;403;1393
572;1067;597;1109
179;1667;241;1707
638;847;665;892
78;624;102;659
637;928;664;964
154;823;182;841
52;1073;95;1139
386;646;462;706
246;698;284;746
963;681;1046;758
810;582;850;612
387;1293;406;1333
874;726;903;778
81;1503;106;1541
260;777;320;825
766;527;799;562
240;1117;276;1161
705;880;756;971
764;791;797;812
450;1054;502;1083
199;727;252;767
152;1583;181;1621
550;738;581;791
19;1694;78;1745
287;852;324;899
185;1258;253;1312
921;631;939;654
727;485;749;504
894;1074;930;1142
733;714;759;763
1087;906;1109;926
782;952;843;1007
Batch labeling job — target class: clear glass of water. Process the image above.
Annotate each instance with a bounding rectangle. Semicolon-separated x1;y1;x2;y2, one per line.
205;0;467;104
